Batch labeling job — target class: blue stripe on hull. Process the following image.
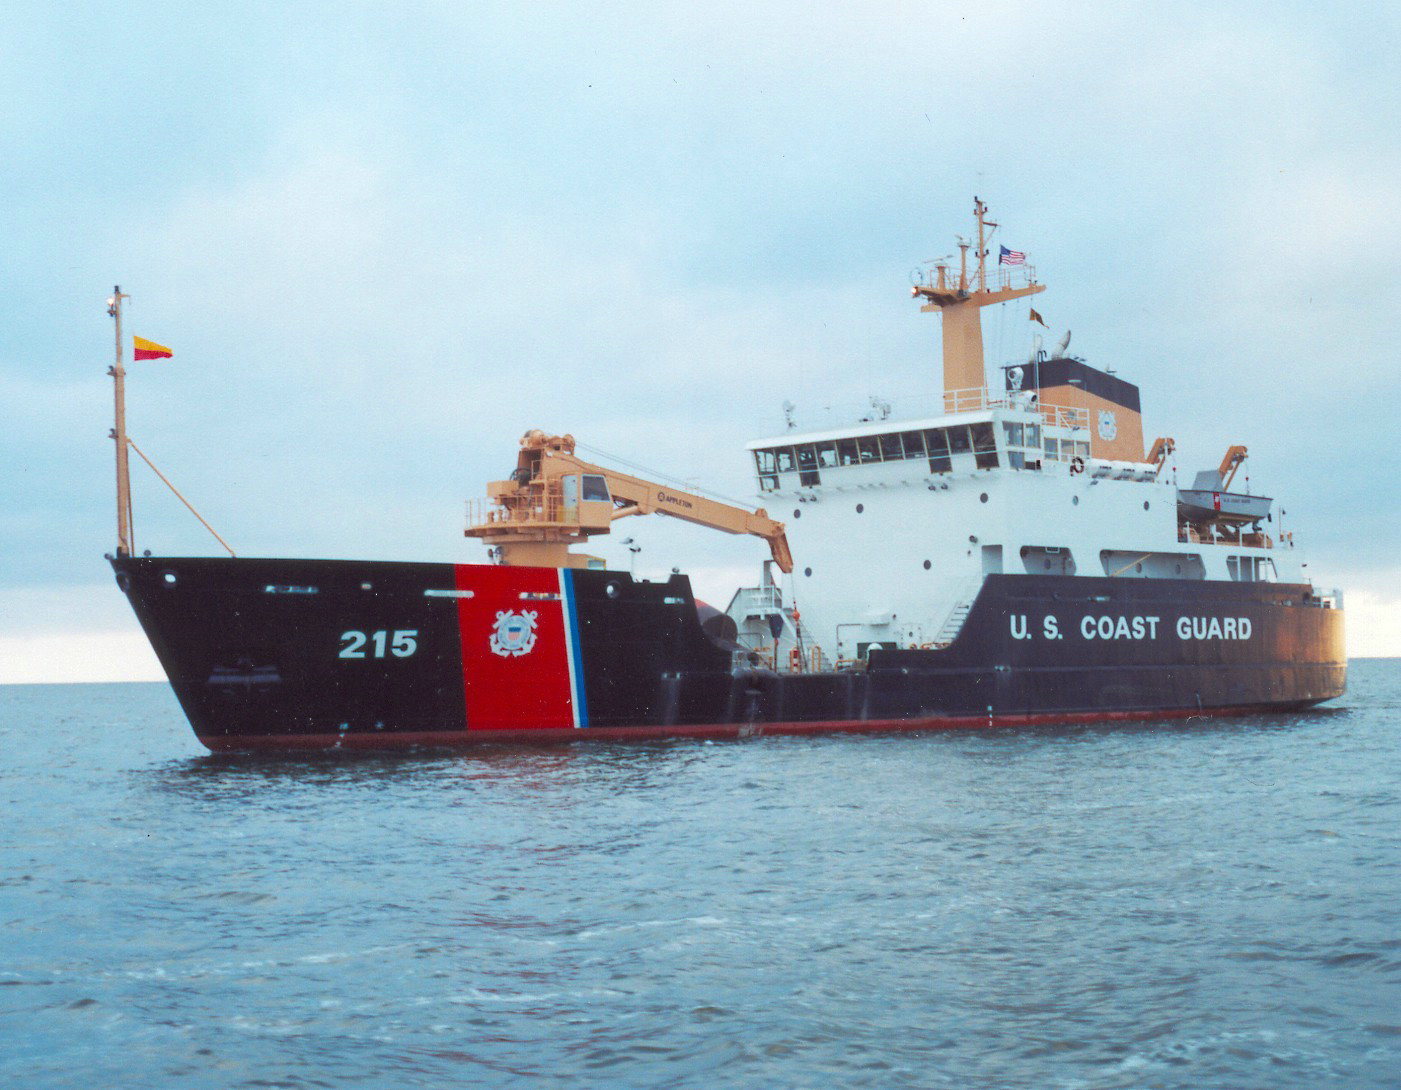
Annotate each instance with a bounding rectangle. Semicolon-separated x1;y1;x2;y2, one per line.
561;568;590;727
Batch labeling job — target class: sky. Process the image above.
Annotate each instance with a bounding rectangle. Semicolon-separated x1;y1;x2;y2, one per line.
2;1;1399;683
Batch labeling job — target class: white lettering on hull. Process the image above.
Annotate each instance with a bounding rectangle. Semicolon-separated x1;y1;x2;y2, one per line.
1176;616;1252;641
1004;613;1255;642
1078;615;1161;641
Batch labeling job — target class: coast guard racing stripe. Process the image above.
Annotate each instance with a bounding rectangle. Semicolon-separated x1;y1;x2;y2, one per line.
454;565;581;730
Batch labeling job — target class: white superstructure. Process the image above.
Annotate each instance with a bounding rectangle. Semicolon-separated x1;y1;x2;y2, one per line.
723;197;1316;669
738;392;1301;666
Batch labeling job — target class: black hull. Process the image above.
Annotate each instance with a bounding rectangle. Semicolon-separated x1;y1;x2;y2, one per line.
111;556;1346;751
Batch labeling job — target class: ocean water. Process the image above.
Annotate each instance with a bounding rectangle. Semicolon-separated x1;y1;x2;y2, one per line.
2;664;1399;1089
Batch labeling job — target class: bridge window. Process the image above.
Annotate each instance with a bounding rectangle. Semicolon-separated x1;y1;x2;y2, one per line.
947;426;972;455
816;441;839;469
754;449;777;475
775;447;796;473
857;436;881;464
900;431;925;459
795;444;821;487
971;422;999;469
837;438;859;465
879;433;904;460
925;428;951;473
1003;422;1024;447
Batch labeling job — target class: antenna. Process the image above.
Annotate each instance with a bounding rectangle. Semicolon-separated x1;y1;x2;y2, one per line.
909;198;1047;410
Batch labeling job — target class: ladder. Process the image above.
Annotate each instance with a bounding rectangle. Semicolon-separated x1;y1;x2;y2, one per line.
933;578;983;647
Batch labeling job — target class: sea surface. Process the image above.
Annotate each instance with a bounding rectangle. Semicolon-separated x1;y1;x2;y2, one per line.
2;664;1399;1089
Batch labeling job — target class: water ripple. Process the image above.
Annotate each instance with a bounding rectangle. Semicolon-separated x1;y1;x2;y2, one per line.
1;671;1399;1089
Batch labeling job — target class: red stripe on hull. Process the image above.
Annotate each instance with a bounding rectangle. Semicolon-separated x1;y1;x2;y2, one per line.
195;702;1309;752
453;564;576;730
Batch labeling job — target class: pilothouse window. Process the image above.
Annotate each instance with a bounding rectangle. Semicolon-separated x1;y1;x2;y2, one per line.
925;428;951;474
971;422;999;469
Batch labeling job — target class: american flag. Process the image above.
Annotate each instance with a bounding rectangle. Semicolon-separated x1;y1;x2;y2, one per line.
999;245;1026;266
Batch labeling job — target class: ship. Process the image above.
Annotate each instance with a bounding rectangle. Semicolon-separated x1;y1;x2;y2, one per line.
107;199;1346;751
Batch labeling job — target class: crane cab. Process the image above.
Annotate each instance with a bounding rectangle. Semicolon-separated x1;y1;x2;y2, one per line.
561;473;614;530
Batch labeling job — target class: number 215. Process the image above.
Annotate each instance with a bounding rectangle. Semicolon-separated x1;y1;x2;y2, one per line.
339;629;418;659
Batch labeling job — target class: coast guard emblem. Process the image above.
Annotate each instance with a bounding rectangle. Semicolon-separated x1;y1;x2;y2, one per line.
1097;409;1118;441
489;610;539;658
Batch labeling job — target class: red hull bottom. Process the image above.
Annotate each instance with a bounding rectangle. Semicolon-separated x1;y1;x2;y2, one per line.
197;701;1309;752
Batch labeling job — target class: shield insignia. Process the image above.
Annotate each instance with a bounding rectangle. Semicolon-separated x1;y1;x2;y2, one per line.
489;610;540;658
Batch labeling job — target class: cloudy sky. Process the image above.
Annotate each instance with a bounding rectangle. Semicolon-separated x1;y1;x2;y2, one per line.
3;1;1398;682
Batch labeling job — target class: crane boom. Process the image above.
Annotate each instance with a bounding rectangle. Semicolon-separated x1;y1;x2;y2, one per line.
466;430;794;573
1218;444;1248;490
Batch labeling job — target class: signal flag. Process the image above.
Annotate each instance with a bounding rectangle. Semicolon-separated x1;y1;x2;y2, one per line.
132;336;172;361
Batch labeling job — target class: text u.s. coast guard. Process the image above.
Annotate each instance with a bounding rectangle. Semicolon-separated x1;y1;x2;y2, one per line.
1008;614;1253;641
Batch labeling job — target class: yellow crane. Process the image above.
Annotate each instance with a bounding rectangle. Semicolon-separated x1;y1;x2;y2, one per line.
1218;444;1248;490
466;430;794;573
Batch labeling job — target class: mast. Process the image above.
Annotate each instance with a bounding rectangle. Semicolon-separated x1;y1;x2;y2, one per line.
912;197;1046;410
108;286;133;556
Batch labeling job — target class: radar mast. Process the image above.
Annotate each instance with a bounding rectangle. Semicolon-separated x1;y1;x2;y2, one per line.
911;197;1046;410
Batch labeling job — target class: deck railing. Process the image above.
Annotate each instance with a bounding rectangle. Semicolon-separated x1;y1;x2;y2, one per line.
466;483;569;533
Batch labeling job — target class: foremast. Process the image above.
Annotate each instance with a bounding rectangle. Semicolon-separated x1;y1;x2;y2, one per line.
107;286;133;557
911;197;1045;410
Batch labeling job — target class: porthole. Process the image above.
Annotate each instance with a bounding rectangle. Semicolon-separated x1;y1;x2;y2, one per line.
1072;496;1080;506
855;503;864;514
1045;559;1052;570
161;571;178;586
1143;501;1151;511
923;559;931;570
1175;563;1183;574
1136;562;1143;573
804;567;813;577
606;583;620;599
793;509;801;519
979;492;988;503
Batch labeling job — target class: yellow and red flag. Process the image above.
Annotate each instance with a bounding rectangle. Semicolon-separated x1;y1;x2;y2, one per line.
133;336;172;361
